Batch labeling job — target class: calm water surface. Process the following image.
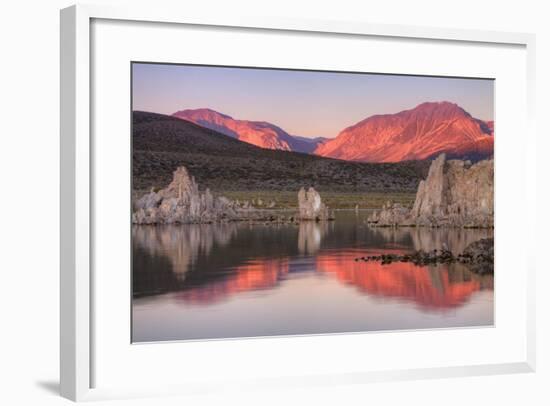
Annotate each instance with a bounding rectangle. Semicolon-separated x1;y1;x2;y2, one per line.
132;211;493;342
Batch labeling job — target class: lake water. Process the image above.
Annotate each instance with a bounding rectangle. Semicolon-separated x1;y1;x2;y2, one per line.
132;211;494;342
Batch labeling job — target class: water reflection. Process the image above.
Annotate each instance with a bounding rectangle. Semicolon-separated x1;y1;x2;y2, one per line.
176;258;290;305
133;212;494;341
132;223;238;297
298;221;330;255
316;252;492;310
133;223;239;279
371;227;492;254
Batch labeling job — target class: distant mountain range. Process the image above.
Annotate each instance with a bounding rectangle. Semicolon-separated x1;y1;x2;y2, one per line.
173;108;327;153
132;111;430;194
171;102;493;162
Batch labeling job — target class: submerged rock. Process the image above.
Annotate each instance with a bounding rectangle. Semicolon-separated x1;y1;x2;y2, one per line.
368;154;493;228
461;238;494;274
355;237;494;274
298;187;331;221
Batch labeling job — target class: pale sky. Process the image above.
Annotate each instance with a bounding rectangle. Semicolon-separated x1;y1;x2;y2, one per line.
132;63;494;139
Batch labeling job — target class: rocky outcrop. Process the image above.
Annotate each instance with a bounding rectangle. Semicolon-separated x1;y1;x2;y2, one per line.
368;154;493;228
410;154;493;227
133;167;336;225
367;201;410;226
133;166;243;224
298;187;331;221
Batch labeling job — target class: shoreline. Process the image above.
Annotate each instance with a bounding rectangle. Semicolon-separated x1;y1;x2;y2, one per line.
133;189;417;211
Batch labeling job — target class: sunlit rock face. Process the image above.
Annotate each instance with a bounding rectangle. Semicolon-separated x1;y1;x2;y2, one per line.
172;108;324;153
410;154;494;227
133;166;241;224
298;187;330;221
314;101;493;162
369;154;494;228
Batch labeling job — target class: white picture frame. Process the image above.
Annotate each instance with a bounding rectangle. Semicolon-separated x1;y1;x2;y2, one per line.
60;3;537;402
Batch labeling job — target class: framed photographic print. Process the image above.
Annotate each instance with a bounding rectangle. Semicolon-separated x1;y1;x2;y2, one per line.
60;4;536;402
130;62;496;342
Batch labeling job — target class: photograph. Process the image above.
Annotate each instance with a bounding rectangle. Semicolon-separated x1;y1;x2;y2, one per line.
131;63;495;343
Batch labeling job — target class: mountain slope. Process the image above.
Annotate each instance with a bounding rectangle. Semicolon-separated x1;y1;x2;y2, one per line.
172;108;324;153
314;102;494;162
132;111;430;194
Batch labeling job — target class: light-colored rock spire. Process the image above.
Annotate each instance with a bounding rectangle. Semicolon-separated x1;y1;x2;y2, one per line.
368;154;493;228
298;187;330;221
133;166;239;224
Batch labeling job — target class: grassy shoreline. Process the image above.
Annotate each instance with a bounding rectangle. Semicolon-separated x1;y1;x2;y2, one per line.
217;190;416;210
132;189;417;210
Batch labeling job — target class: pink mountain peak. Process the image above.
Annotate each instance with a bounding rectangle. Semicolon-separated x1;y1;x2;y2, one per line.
315;101;493;162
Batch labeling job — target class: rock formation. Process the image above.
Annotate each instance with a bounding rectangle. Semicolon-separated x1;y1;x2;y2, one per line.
133;166;243;224
367;201;410;226
368;154;493;227
298;187;331;221
132;167;335;225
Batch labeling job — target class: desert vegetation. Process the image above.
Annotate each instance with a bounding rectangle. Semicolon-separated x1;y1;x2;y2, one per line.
219;190;416;210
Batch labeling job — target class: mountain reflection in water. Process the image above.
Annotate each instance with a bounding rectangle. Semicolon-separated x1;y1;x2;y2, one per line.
317;254;490;310
132;211;493;342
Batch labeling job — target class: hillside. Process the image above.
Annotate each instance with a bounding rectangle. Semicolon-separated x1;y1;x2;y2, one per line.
172;108;325;153
132;111;430;195
314;101;494;162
